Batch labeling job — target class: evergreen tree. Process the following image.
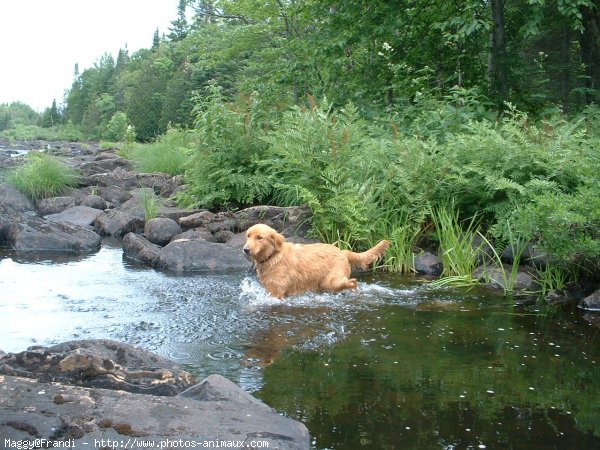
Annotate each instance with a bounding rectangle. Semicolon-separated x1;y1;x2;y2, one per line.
152;28;160;51
169;0;189;41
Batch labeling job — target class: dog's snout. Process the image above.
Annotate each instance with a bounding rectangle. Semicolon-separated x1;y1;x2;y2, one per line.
243;246;250;255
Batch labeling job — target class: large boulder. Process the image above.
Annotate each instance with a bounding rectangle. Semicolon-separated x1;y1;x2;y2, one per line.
122;232;163;267
0;340;196;396
79;194;107;210
8;217;101;254
159;239;250;272
473;264;537;291
415;251;443;276
0;374;310;449
37;196;78;216
94;210;144;237
144;217;182;246
0;183;35;215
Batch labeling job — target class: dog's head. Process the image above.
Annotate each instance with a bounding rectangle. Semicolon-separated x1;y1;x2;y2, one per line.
243;224;285;263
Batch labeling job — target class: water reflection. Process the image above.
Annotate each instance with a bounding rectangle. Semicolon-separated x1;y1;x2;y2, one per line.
1;243;599;449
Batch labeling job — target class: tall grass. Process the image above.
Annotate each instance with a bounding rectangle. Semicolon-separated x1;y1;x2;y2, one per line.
430;203;482;279
129;128;190;176
477;226;529;294
371;210;422;273
7;152;79;201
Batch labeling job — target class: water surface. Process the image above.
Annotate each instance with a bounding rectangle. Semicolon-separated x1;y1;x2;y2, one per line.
1;242;598;449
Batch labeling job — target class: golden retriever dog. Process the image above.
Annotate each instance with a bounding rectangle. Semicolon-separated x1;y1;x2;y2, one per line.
243;223;390;299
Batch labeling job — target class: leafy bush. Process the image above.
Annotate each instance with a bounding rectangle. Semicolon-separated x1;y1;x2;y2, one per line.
103;112;130;141
263;100;376;245
179;84;271;208
7;152;79;201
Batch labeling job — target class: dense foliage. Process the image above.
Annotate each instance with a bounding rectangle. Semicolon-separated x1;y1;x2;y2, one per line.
2;0;599;284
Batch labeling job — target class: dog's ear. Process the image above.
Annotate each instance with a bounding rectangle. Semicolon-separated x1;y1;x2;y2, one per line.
270;230;285;250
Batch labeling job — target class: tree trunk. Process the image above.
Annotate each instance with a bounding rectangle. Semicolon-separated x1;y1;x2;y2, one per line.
488;0;508;104
580;0;600;104
560;24;571;114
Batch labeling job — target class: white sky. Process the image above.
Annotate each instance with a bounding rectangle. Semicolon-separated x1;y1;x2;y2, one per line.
0;1;181;112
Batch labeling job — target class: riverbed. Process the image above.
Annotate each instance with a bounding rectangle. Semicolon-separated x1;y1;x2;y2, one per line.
1;241;599;449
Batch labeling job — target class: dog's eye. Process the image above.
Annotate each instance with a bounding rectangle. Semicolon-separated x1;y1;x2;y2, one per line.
256;235;263;240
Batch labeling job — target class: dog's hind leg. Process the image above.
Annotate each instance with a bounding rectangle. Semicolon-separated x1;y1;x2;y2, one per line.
320;273;358;293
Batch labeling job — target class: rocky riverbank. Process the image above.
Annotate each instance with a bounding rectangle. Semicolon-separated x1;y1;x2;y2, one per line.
0;340;310;448
1;138;599;306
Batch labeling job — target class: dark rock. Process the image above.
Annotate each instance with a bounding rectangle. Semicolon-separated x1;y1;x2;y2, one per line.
81;185;132;206
116;188;153;219
178;374;267;408
0;339;196;396
94;210;144;237
206;212;236;234
501;243;551;267
172;228;214;242
214;229;235;243
159;239;250;272
79;194;107;210
36;196;77;216
77;156;133;178
8;218;101;254
415;251;443;276
45;206;103;229
473;264;537;291
137;172;183;197
0;183;35;215
144;217;182;246
233;205;312;236
122;232;163;267
224;231;247;249
0;374;310;449
545;289;574;306
85;167;140;190
580;289;600;311
179;211;214;230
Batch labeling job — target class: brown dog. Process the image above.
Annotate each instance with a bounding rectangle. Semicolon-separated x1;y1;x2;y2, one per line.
243;224;390;299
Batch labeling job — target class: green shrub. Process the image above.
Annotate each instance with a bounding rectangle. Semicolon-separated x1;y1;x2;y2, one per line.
7;152;79;201
103;111;130;141
180;84;271;208
129;127;190;176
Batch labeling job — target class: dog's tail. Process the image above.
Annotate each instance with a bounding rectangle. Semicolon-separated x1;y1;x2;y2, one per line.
343;240;390;270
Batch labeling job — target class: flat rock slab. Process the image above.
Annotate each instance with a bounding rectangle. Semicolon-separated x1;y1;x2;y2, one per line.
45;205;103;229
0;340;197;396
0;374;310;449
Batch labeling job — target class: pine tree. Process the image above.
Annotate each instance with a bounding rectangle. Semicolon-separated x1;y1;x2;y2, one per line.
169;0;188;41
152;28;160;51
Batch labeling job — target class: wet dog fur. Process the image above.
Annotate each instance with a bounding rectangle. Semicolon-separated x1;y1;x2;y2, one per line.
243;224;389;299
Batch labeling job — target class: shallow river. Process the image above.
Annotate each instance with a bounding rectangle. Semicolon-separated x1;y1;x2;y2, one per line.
1;241;599;449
